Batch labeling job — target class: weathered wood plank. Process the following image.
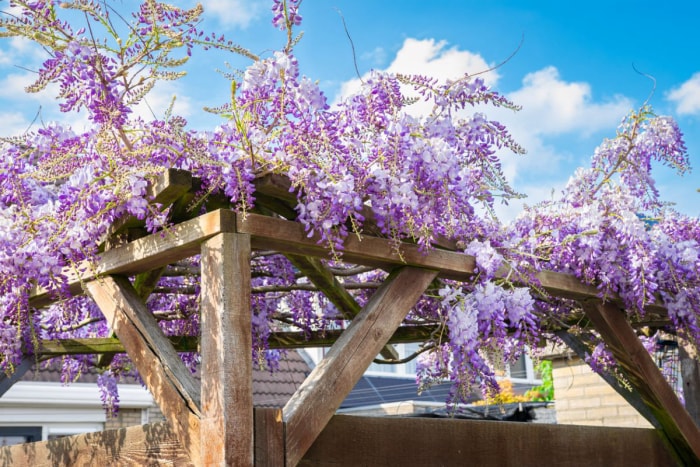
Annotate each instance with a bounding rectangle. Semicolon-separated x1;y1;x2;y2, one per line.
283;267;438;467
582;300;700;464
33;326;437;359
97;266;168;368
85;275;202;464
537;270;668;314
0;413;675;467
300;415;676;467
31;209;237;307
255;408;285;467
0;421;192;466
238;213;476;280
36;335;198;356
679;339;700;427
104;169;194;248
200;233;254;466
285;254;399;361
239;213;670;315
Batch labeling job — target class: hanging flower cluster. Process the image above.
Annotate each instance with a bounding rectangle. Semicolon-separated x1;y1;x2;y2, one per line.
0;0;697;410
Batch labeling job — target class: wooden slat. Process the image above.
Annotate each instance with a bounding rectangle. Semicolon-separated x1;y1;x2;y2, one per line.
238;213;475;280
36;336;199;356
582;300;700;464
31;209;237;307
285;254;399;360
239;213;669;315
32;325;437;358
537;270;668;314
85;275;202;464
200;233;254;466
0;413;675;467
679;339;700;427
97;266;168;368
300;415;675;466
104;169;194;248
255;408;285;467
0;421;191;466
283;266;438;467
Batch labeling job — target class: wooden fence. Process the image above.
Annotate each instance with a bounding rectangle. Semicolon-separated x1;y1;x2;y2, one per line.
0;409;676;466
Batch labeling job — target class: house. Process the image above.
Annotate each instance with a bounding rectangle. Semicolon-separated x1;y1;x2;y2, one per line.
0;350;310;445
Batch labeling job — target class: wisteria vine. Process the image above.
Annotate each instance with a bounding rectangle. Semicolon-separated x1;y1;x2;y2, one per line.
0;0;698;415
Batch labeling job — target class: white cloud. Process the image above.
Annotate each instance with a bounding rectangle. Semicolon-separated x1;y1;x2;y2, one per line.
361;47;387;67
335;38;498;113
505;66;632;136
0;36;47;68
199;0;265;29
0;72;45;100
489;67;632;180
667;72;700;116
0;111;33;136
133;80;194;121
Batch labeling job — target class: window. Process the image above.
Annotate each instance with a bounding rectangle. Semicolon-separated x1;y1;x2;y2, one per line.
367;343;421;377
0;427;42;447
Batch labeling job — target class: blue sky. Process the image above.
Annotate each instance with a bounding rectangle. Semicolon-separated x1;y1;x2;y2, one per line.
1;0;699;220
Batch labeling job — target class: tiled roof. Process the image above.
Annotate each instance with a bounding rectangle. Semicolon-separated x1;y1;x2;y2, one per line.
253;351;310;407
341;375;466;409
16;350;311;408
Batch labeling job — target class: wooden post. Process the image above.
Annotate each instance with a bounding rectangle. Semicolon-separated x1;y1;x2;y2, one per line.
283;267;438;467
582;300;700;464
255;408;284;467
200;233;253;466
679;338;700;427
85;275;202;463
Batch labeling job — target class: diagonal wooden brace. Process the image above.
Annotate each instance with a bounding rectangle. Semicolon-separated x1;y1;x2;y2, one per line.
85;275;202;464
284;254;399;361
282;266;438;467
581;299;700;464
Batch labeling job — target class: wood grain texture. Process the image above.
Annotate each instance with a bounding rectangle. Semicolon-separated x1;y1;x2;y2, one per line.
200;233;254;466
283;267;438;467
33;326;436;358
299;415;676;466
31;209;237;307
37;335;199;356
680;341;700;428
104;169;194;247
238;213;476;280
255;408;285;467
0;421;192;466
85;275;201;464
582;300;700;465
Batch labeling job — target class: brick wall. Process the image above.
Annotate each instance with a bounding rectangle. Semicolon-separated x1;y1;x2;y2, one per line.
104;408;145;430
552;356;651;428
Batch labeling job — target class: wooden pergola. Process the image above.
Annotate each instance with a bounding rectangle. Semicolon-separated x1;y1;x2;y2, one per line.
1;169;699;465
